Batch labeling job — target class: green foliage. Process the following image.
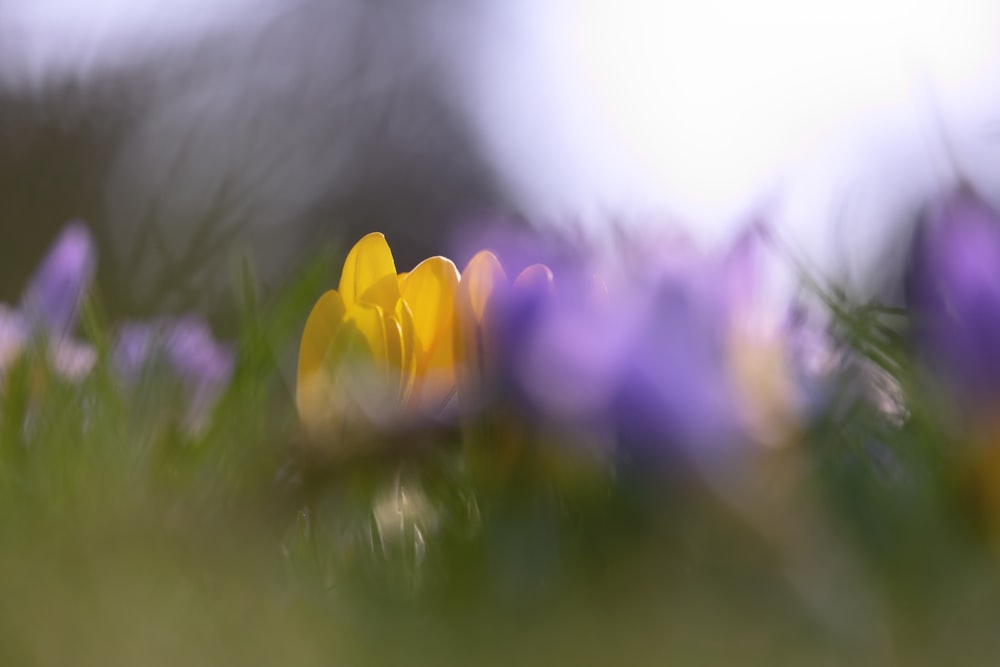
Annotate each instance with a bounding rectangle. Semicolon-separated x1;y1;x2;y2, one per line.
3;253;1000;667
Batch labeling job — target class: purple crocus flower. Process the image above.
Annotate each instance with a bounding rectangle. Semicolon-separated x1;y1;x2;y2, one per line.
507;279;635;422
486;240;742;458
612;262;742;457
493;222;823;460
1;222;97;382
21;221;96;336
908;190;1000;406
114;316;235;434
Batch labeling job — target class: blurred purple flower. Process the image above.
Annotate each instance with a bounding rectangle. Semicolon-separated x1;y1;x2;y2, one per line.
908;190;1000;405
509;282;634;422
1;222;97;382
2;221;234;432
21;221;96;336
488;243;741;457
490;224;817;457
114;316;235;433
615;285;740;457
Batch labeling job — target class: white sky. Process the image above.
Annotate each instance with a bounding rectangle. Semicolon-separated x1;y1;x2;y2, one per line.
464;0;1000;295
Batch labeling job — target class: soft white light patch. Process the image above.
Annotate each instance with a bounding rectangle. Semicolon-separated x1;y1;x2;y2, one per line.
466;0;1000;291
566;0;916;215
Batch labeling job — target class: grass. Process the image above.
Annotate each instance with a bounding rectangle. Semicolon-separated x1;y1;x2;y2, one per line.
2;249;1000;666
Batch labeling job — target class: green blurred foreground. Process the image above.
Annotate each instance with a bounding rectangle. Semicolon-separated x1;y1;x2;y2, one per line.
3;256;1000;667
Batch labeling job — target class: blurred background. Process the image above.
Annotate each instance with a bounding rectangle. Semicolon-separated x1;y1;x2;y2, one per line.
3;3;1000;665
2;0;999;323
0;0;511;323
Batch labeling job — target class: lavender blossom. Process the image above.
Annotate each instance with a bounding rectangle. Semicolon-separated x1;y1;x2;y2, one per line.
505;278;634;423
908;190;1000;406
488;243;741;457
613;266;741;456
490;226;819;458
21;221;96;336
114;317;235;433
1;222;97;382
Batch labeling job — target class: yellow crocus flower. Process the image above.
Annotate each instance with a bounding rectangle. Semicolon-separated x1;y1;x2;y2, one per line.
297;233;459;443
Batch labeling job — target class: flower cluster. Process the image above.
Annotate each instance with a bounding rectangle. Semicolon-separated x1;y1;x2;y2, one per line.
0;222;234;434
297;230;822;467
0;223;98;385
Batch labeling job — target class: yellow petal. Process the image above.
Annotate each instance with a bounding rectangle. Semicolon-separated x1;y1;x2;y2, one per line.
296;370;336;437
401;256;460;409
401;256;460;364
382;302;410;402
384;309;404;376
297;290;346;387
323;303;394;423
341;303;389;375
393;299;418;403
338;233;400;310
296;290;348;433
513;263;554;293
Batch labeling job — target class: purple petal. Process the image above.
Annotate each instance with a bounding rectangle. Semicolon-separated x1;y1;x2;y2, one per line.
21;221;96;335
493;254;743;455
501;263;640;422
614;276;740;456
163;317;235;388
909;191;1000;402
721;222;773;316
112;316;235;434
114;317;234;389
164;318;234;433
